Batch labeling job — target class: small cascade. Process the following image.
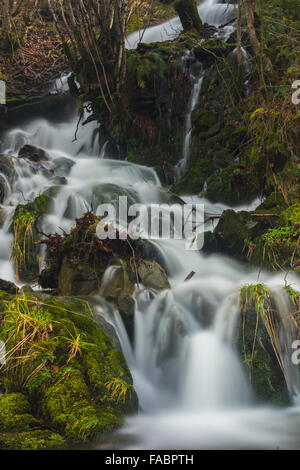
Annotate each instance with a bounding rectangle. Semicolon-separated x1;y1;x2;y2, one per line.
126;1;236;49
199;1;236;26
269;287;300;401
1;86;300;449
176;67;204;178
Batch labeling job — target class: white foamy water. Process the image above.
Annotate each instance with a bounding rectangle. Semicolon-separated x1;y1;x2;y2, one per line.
126;0;236;49
1;103;300;450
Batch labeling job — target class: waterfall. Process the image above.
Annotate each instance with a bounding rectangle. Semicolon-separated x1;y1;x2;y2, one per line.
126;0;236;49
1;0;300;451
2;90;300;449
176;64;204;178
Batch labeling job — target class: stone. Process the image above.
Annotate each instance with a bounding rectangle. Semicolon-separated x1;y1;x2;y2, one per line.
18;145;49;163
58;258;101;296
138;260;170;291
53;156;75;176
0;279;18;295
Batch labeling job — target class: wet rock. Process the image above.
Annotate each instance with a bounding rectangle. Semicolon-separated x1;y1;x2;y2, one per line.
19;285;35;295
58;258;101;296
0;155;16;186
100;260;136;339
43;185;62;198
203;23;218;39
0;175;8;204
138;260;170;291
118;295;136;340
237;287;290;405
1;95;76;130
11;194;52;282
53;156;75;176
94;312;121;351
0;206;8;227
50;176;67;185
101;261;135;300
214;209;254;256
203;209;262;260
18;145;49;163
0;279;17;295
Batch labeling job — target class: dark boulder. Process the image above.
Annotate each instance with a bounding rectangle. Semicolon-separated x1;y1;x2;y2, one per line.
18;145;49;163
0;279;17;295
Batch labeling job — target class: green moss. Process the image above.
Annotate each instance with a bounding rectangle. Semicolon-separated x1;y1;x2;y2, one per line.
0;430;65;450
11;194;52;282
0;292;138;446
251;203;300;271
41;367;97;439
206;164;259;206
41;364;126;440
0;393;38;432
238;284;290;405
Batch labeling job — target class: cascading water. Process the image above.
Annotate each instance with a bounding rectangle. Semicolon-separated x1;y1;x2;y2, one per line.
1;0;300;451
2;88;300;451
176;52;204;178
126;0;236;49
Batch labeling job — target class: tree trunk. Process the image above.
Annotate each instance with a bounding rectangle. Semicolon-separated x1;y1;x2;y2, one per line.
243;0;260;57
40;0;51;17
236;0;242;77
1;0;11;36
242;0;273;73
175;0;203;35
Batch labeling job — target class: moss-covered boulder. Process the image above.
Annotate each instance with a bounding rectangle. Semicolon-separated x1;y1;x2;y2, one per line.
0;390;65;449
203;194;299;272
0;279;18;295
250;203;300;272
0;155;16;203
0;292;138;449
203;209;262;260
18;145;49;163
0;393;38;432
0;429;65;450
11;194;52;282
237;284;291;405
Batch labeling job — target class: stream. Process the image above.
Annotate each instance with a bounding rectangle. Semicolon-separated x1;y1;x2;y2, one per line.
1;0;300;451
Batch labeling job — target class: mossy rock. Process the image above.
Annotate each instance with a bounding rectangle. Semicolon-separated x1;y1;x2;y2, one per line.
209;209;260;260
40;366;122;440
11;194;52;282
237;285;290;406
194;39;236;63
0;429;65;450
0;393;38;432
0;279;18;295
0;155;16;186
0;294;138;447
205;164;259;206
250;203;300;271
